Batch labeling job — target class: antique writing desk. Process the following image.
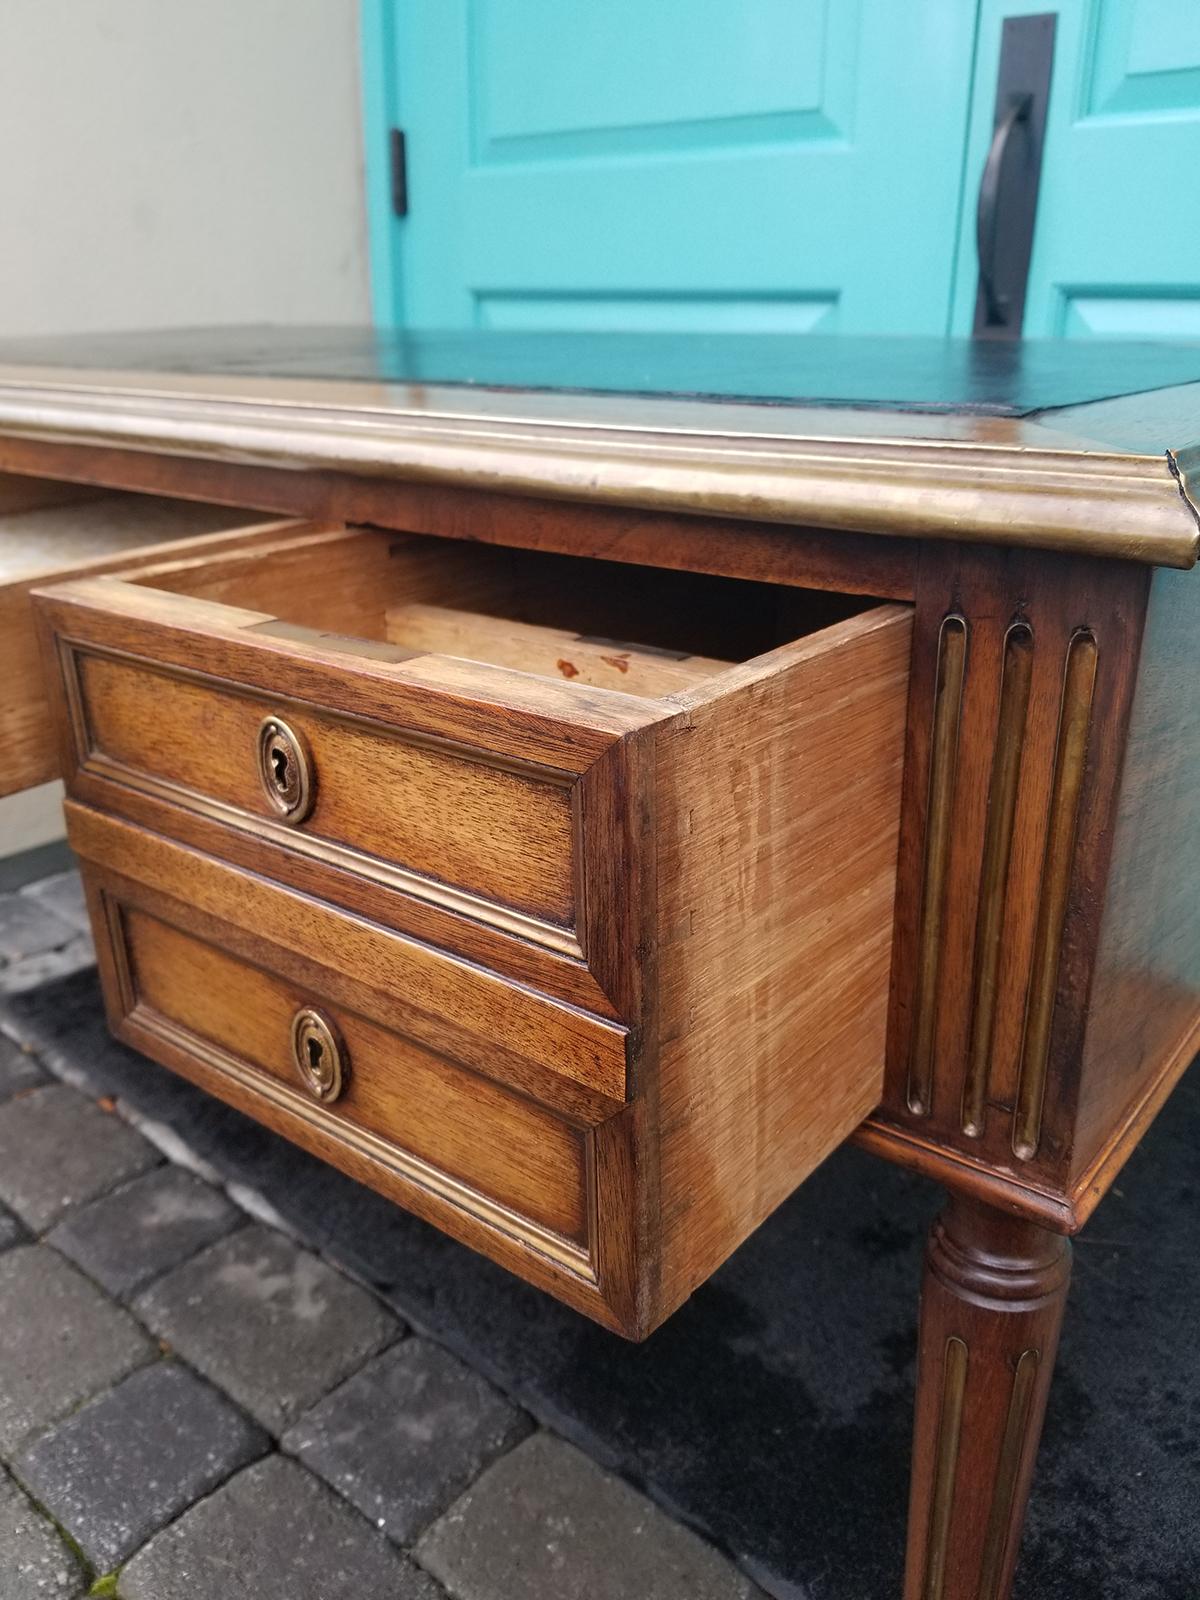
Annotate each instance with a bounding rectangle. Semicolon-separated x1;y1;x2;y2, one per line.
0;330;1197;1599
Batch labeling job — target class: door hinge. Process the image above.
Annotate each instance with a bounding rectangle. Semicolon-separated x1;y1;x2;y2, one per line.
390;128;408;218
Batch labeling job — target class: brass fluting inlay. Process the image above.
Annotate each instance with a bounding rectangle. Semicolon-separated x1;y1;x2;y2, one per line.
908;616;968;1116
977;1349;1040;1600
1013;631;1098;1159
962;623;1034;1137
923;1336;969;1600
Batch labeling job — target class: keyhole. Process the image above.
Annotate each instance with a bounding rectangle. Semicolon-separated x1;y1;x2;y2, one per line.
258;717;311;824
291;1008;344;1101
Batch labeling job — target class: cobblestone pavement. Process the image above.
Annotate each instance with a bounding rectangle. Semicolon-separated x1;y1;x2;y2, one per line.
0;866;763;1600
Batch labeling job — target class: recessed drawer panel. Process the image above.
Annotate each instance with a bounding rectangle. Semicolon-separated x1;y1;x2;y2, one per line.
85;871;603;1310
71;645;577;931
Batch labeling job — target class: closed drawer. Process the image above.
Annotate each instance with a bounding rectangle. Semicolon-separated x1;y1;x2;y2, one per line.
80;853;610;1314
39;523;913;1336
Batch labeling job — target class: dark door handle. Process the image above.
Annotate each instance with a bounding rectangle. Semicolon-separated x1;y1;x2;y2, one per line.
976;92;1033;329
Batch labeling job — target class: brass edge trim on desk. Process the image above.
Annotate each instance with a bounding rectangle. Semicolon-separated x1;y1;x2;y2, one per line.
0;376;1196;567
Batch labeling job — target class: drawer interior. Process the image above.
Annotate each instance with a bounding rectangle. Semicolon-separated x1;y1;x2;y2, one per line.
129;526;883;702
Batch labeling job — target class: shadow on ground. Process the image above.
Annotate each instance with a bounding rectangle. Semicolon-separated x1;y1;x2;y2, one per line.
5;967;1196;1600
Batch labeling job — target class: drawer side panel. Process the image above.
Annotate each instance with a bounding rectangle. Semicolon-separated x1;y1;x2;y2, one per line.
651;605;913;1321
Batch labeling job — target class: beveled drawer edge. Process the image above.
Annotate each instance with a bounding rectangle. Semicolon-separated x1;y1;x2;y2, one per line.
55;631;587;962
87;747;584;959
99;892;598;1283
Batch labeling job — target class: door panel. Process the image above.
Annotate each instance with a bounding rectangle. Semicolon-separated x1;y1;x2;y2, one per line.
951;0;1200;337
370;0;979;335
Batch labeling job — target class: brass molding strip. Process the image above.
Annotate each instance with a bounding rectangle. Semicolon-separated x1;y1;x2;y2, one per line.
1014;631;1099;1160
908;615;968;1116
923;1335;969;1600
0;372;1195;566
962;623;1034;1136
977;1348;1040;1600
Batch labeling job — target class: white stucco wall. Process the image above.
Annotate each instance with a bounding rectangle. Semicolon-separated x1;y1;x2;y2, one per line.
0;0;370;336
0;0;371;857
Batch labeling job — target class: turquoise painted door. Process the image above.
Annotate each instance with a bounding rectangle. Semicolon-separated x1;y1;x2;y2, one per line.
950;0;1200;337
365;0;980;334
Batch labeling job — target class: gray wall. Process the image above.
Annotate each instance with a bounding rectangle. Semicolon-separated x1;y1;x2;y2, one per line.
0;0;370;335
0;0;371;856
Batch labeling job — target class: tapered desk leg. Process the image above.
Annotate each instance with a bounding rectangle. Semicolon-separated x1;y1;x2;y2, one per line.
903;1194;1072;1600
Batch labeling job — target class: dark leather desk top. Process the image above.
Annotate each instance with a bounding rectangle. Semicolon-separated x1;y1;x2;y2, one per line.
3;326;1200;418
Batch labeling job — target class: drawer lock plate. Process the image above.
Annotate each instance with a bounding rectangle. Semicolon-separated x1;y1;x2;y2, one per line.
257;715;313;824
291;1007;347;1103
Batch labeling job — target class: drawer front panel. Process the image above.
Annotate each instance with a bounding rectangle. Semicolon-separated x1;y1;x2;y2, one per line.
37;566;656;1016
114;899;589;1250
72;644;578;935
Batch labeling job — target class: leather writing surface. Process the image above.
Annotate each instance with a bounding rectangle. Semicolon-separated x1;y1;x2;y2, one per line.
4;326;1200;416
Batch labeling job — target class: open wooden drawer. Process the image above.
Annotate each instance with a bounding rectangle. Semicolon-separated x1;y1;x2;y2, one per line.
34;523;912;1336
0;474;304;797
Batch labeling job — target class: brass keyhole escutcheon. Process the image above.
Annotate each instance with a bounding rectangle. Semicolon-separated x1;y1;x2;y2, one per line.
256;716;313;825
290;1007;346;1103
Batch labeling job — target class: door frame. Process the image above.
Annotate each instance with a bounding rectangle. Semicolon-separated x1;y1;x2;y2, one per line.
361;0;405;327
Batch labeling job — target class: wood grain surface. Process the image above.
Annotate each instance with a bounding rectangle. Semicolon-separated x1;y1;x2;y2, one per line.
38;520;915;1336
0;495;303;795
650;605;913;1321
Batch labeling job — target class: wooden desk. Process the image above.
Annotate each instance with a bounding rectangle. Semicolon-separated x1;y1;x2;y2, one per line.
0;330;1196;1600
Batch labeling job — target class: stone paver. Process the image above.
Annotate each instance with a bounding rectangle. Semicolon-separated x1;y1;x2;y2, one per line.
0;969;146;1100
134;1224;399;1432
0;937;94;997
13;1361;268;1573
0;1035;45;1101
417;1433;761;1600
0;1247;153;1455
284;1337;531;1544
119;1455;442;1599
0;1084;158;1232
0;894;75;966
0;1204;25;1253
0;1469;86;1599
46;1165;241;1298
19;872;90;935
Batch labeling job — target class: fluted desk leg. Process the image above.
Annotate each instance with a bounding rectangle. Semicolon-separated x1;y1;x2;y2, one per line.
904;1194;1071;1600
